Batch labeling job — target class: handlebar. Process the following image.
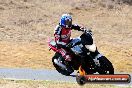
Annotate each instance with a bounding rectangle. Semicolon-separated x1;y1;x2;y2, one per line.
81;28;93;36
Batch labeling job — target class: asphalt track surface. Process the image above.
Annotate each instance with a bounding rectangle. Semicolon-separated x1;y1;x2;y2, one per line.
0;68;131;87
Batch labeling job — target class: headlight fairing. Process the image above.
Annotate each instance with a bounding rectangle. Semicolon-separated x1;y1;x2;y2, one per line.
85;44;96;52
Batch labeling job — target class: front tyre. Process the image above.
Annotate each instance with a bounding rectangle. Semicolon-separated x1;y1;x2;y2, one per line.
97;56;114;74
52;53;73;76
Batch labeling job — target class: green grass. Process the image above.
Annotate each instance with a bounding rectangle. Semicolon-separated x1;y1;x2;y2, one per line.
0;79;131;88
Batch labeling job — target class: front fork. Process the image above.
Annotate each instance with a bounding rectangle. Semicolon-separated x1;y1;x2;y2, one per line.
77;50;99;76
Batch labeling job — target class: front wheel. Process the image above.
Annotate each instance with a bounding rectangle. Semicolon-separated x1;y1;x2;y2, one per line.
97;56;114;74
52;53;73;76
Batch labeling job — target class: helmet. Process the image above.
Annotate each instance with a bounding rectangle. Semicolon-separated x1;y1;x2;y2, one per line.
60;14;72;28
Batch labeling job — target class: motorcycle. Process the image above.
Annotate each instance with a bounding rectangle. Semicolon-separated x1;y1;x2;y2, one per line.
48;29;114;76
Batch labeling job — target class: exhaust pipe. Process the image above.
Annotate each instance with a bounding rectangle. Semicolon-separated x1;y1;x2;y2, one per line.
54;59;67;70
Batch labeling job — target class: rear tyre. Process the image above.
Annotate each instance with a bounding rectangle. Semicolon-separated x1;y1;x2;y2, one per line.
52;53;73;76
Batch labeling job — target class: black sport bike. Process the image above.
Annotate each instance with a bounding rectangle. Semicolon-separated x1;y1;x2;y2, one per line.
48;29;114;76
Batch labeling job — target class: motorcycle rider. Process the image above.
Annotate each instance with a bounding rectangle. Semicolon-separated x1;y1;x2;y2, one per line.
54;13;91;70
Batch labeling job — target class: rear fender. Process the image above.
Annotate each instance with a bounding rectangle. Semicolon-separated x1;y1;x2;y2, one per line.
49;44;58;52
47;38;59;52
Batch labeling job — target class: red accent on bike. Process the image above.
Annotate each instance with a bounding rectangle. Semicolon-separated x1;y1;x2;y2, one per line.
48;44;58;52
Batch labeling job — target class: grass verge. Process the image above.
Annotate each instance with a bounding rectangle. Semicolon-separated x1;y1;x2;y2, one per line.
0;79;131;88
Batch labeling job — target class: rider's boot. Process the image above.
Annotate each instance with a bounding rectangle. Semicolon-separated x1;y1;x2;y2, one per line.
64;55;74;73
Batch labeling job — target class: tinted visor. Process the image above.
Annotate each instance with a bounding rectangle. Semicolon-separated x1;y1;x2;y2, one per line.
65;19;72;28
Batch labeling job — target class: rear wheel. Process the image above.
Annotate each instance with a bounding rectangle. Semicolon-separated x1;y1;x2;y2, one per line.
97;56;114;74
52;53;73;76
